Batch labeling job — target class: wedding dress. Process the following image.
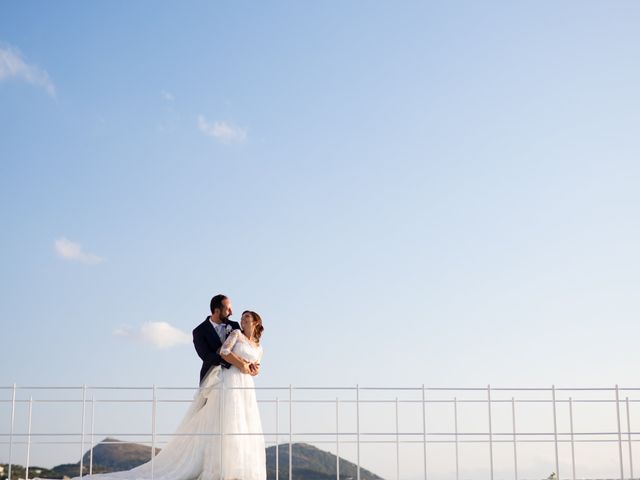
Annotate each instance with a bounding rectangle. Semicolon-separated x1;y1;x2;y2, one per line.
67;330;266;480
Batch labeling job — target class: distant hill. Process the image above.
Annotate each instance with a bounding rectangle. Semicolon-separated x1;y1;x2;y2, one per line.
48;437;160;478
81;437;161;470
49;462;112;479
5;438;384;480
266;443;383;480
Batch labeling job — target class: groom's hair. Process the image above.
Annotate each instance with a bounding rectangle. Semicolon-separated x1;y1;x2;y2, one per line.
210;294;228;314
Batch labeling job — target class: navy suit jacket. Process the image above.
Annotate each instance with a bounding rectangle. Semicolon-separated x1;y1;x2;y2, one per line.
192;316;241;385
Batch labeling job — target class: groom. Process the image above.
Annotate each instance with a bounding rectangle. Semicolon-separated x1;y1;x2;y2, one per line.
192;294;258;385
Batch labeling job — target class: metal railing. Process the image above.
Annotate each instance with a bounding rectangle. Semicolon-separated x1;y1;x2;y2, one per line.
1;384;638;480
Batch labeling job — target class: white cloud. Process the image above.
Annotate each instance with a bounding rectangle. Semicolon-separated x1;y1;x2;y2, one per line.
54;237;104;265
161;90;174;101
0;44;56;97
114;321;191;349
197;115;247;144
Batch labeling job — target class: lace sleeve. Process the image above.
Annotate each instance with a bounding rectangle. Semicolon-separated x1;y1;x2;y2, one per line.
220;329;241;355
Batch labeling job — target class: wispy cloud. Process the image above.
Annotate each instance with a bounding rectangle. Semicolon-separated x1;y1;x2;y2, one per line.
0;44;56;97
197;115;247;144
114;322;191;349
54;237;104;265
161;90;174;101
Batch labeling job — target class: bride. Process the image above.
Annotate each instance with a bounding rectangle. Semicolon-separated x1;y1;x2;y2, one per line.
68;310;266;480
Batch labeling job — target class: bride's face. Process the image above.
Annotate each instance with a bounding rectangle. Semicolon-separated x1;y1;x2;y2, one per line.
241;312;254;333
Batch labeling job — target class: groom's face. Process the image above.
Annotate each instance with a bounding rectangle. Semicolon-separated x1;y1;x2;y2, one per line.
219;299;232;321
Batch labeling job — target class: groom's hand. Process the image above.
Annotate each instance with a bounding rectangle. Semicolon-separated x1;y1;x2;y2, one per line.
249;363;260;376
239;361;253;375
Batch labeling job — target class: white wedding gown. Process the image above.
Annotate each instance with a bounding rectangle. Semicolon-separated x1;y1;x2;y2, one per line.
69;330;266;480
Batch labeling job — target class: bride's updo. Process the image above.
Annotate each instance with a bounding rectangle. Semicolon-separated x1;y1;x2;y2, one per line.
243;310;264;343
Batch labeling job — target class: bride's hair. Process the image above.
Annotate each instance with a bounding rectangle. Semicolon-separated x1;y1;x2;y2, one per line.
243;310;264;343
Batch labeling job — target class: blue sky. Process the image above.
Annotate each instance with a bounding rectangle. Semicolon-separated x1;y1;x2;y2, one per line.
1;1;640;474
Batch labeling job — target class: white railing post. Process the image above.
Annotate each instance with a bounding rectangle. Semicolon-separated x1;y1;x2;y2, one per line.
395;396;400;480
487;384;494;480
569;397;576;480
8;382;16;480
454;396;459;480
626;396;634;480
552;385;560;480
80;384;87;478
615;385;624;480
220;380;225;479
275;396;279;480
25;396;33;480
356;384;361;480
151;384;157;480
625;397;633;479
90;396;95;475
422;384;428;480
289;384;292;480
512;397;518;480
336;397;340;480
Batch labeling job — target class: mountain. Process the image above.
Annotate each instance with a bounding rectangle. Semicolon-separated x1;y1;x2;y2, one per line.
266;443;383;480
81;437;161;470
46;437;161;478
39;438;384;480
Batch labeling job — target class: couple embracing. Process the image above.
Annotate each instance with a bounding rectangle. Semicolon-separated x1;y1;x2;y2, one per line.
68;294;268;480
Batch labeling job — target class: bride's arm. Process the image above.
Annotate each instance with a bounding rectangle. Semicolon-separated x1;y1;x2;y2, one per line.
220;350;252;373
219;330;253;374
